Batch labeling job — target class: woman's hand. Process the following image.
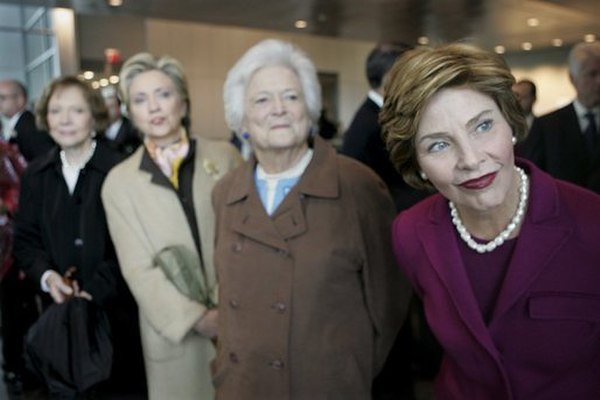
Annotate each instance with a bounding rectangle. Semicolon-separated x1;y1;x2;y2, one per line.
45;270;73;304
72;280;93;301
194;308;218;340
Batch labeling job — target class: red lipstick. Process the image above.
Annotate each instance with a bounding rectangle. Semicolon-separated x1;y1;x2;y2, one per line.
460;172;497;190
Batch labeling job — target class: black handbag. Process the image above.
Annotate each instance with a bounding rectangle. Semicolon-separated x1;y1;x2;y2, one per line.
24;297;113;393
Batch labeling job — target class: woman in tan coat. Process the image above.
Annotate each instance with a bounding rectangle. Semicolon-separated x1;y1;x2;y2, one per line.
101;53;241;399
212;39;412;399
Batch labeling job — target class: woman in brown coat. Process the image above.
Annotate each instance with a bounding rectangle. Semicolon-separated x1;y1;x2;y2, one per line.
212;39;412;399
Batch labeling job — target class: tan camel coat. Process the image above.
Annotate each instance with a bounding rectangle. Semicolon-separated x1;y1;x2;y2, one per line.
102;137;241;399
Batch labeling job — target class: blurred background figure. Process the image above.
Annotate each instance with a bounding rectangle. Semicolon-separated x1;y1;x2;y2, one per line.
317;107;337;140
342;42;430;212
100;85;142;156
13;76;144;399
512;79;537;130
0;79;55;162
382;42;600;400
213;38;411;399
0;78;55;398
518;42;600;193
343;42;440;400
102;52;241;400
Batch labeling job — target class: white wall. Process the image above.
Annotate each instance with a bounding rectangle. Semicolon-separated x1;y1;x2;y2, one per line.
505;47;574;116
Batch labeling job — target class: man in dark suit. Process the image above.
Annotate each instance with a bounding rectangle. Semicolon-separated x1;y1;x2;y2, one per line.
512;79;537;131
342;43;439;400
0;79;54;395
101;85;142;156
0;79;55;162
341;42;429;212
518;42;600;192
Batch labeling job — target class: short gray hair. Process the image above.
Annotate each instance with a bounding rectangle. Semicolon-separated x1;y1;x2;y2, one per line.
568;42;600;78
223;39;322;135
119;52;190;125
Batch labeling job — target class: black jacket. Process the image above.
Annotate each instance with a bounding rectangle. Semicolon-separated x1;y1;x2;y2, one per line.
101;117;142;156
14;141;123;306
11;110;55;162
518;102;600;192
342;97;429;211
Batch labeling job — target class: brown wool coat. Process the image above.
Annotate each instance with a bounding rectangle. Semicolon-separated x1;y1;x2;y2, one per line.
212;137;412;400
102;137;241;400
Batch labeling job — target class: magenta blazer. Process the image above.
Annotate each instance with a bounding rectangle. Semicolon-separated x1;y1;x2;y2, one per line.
393;159;600;400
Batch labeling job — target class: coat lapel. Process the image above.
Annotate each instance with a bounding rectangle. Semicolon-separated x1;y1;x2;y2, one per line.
491;161;573;321
417;198;497;351
226;137;337;250
225;159;289;251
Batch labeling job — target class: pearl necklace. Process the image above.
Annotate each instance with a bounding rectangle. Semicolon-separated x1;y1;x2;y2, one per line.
449;166;529;253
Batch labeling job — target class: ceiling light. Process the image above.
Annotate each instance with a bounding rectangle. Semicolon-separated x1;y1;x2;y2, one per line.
494;45;505;54
417;36;429;45
82;71;94;80
526;18;539;27
294;20;307;29
584;34;596;43
521;42;533;51
91;81;100;89
109;75;120;84
107;0;123;6
551;38;563;47
99;78;109;87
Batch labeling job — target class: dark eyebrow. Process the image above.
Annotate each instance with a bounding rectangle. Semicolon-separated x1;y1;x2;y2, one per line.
417;109;495;145
465;110;493;129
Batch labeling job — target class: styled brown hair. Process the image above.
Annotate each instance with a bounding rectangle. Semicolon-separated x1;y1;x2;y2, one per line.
380;42;527;190
35;76;108;132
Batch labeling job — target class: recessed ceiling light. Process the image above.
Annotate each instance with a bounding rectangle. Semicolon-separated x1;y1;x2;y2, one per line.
83;71;94;80
526;18;539;27
521;42;533;51
494;45;505;54
109;75;120;84
107;0;123;6
91;81;100;89
417;36;429;45
294;20;307;29
551;38;563;47
584;34;596;43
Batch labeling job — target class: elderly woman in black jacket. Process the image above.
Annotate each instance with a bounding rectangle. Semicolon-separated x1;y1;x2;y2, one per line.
13;76;144;399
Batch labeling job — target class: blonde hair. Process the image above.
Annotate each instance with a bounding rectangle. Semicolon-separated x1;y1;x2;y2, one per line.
119;52;190;127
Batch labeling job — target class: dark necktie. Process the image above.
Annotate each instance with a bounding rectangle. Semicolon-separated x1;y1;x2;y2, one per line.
584;111;598;150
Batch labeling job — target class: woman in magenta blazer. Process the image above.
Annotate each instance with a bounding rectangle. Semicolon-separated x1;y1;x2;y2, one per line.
380;43;600;399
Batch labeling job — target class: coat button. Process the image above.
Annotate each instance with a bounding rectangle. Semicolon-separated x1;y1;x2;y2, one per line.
271;302;286;313
276;249;288;257
229;352;239;363
231;242;242;252
269;359;284;370
229;299;239;309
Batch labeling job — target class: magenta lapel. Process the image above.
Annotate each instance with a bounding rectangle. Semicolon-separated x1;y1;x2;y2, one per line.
417;197;499;354
491;161;573;321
